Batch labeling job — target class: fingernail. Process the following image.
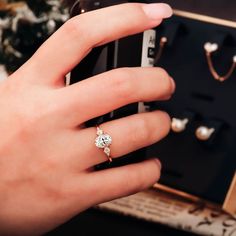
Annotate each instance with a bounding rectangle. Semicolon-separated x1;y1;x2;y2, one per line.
170;77;176;93
155;158;162;170
142;3;173;20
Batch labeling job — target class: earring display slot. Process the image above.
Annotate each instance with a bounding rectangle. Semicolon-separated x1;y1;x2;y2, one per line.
162;22;182;47
208;32;228;48
191;92;215;102
154;22;184;65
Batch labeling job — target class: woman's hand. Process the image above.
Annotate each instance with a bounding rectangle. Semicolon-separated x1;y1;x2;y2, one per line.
0;3;174;235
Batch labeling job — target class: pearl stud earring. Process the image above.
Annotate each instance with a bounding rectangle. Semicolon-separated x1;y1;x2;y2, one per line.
204;42;236;82
195;126;215;141
171;118;189;133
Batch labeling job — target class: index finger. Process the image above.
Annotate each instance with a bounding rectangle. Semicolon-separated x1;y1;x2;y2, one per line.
24;3;172;85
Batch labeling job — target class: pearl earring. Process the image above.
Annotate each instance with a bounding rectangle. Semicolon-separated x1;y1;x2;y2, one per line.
195;126;215;141
171;118;189;133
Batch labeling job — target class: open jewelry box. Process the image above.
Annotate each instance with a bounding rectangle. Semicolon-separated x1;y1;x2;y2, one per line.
70;0;236;215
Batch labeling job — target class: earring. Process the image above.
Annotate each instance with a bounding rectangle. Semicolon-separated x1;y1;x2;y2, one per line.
154;37;168;64
195;126;215;141
171;118;189;133
204;42;236;82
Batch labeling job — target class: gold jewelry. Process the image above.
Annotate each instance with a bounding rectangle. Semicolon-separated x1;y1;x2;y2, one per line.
204;42;236;82
195;126;215;141
154;37;168;64
95;126;113;163
171;118;189;133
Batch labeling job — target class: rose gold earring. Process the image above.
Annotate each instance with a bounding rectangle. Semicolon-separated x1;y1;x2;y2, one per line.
204;42;236;82
154;37;168;64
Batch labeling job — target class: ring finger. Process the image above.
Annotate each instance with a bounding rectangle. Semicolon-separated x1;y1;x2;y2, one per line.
68;110;170;169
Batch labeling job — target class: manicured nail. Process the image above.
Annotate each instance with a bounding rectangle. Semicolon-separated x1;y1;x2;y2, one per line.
155;158;162;170
142;3;173;20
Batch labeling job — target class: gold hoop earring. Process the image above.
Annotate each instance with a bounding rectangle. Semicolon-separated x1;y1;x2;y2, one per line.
154;37;168;64
204;42;236;82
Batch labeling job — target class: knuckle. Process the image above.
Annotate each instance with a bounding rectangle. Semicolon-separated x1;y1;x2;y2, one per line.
14;98;56;140
2;81;59;149
128;164;160;193
130;172;144;192
149;111;171;141
150;160;162;181
156;67;172;93
136;162;161;191
123;170;144;194
156;67;169;78
130;116;150;148
63;17;86;38
111;68;134;100
159;111;171;135
165;112;171;128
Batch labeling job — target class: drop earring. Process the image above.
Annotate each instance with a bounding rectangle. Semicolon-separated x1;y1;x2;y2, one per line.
195;126;215;141
171;118;189;133
154;37;168;64
204;42;236;82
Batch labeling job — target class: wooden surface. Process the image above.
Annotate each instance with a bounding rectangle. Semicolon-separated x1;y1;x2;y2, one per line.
160;0;236;21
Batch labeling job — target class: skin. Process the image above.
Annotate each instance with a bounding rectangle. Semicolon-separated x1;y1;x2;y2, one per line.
0;3;175;235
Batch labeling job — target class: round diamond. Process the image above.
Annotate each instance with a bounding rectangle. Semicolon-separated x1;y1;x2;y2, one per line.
96;129;103;135
95;134;112;149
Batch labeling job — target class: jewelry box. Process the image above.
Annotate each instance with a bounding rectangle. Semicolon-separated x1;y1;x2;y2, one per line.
70;0;236;215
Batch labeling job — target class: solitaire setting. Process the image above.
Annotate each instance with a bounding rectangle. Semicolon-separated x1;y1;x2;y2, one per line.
95;126;113;162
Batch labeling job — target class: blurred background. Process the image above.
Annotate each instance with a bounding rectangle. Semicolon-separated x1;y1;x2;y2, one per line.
0;0;68;77
1;1;235;236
